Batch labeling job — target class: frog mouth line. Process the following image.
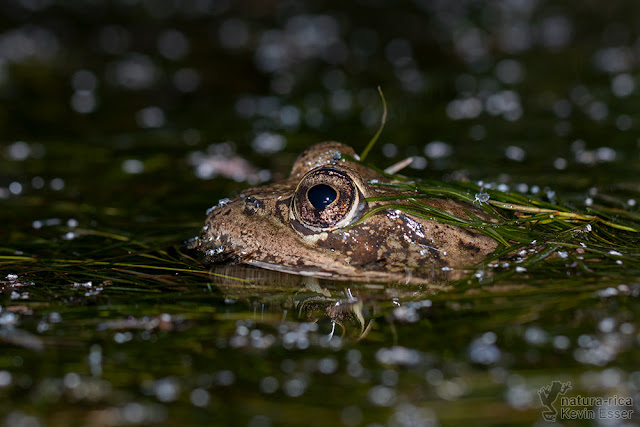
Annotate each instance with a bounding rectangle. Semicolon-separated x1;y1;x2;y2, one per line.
248;260;336;278
247;259;465;284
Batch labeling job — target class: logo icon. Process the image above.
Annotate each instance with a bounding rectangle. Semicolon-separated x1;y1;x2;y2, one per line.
538;381;572;422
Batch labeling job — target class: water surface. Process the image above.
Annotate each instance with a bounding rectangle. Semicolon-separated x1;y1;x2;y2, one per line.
1;1;640;425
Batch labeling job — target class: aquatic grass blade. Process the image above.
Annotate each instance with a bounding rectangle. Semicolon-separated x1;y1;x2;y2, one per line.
359;86;387;162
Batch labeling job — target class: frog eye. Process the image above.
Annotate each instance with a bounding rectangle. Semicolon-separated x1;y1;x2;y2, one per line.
307;184;337;210
292;167;365;232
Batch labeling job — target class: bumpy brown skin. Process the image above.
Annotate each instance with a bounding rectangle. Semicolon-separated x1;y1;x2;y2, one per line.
196;142;498;284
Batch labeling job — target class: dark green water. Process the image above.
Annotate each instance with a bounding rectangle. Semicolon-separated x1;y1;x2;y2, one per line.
1;1;640;426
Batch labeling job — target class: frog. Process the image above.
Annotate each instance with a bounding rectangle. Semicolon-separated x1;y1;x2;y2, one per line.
194;141;498;284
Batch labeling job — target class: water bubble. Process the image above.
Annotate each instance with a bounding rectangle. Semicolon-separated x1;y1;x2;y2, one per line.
553;335;571;350
279;105;300;128
382;143;398;158
486;90;522;120
219;19;249;49
0;26;59;63
254;31;288;72
596;287;618;298
216;370;235;386
9;182;23;195
381;369;399;387
553;99;572;118
254;14;341;72
468;333;501;365
455;27;488;63
157;30;189;60
136;106;166;128
506;384;533;409
347;362;364;378
154;378;179;402
426;369;443;385
329;89;352;113
619;323;634;334
4;411;41;427
540;15;573;50
495;59;524;84
109;53;158;90
500;24;533;54
587;101;608;121
368;385;396;406
524;326;548;345
392;305;420;323
248;415;272;427
615;114;632;130
409;156;427;170
190;388;210;407
446;97;483;119
375;346;422;366
505;145;526;162
305;108;324;128
0;312;17;326
283;378;306;397
114;331;133;343
63;372;81;388
71;91;97;114
346;349;361;363
554;119;573;136
436;379;466;401
598;317;616;333
173;68;200;93
88;344;102;377
571;139;586;152
389;403;437;427
5;141;30;161
424;141;453;159
553;158;567;170
0;371;12;387
122;402;146;424
593;47;633;73
62;231;78;241
256;96;280;118
596;147;616;162
397;67;426;93
317;357;338;374
260;376;278;394
611;73;635;97
252;132;286;154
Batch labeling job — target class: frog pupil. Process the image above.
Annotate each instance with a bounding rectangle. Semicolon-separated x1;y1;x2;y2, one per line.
307;184;337;210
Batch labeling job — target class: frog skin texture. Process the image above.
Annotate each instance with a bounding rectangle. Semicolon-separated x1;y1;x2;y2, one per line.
195;142;498;284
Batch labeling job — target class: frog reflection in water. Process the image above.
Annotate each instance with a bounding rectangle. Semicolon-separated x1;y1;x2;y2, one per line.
196;142;498;284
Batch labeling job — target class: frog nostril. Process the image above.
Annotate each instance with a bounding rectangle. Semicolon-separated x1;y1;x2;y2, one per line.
307;184;337;210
